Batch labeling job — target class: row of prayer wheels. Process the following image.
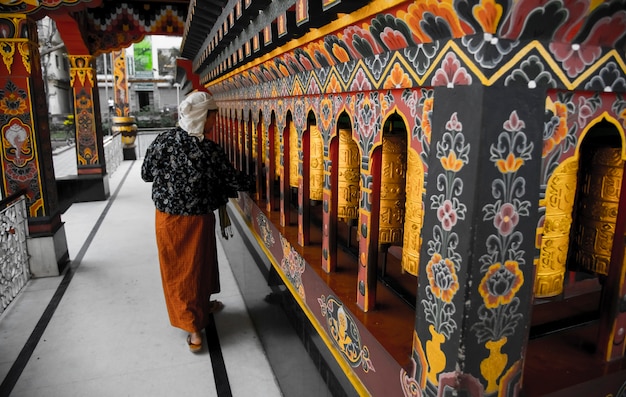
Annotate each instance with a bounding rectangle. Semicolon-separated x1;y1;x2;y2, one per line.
246;118;624;290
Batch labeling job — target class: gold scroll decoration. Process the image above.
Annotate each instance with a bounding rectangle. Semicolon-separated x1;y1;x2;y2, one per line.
337;128;359;221
401;149;425;276
379;133;407;245
535;158;578;298
289;122;299;188
572;146;623;276
309;125;324;201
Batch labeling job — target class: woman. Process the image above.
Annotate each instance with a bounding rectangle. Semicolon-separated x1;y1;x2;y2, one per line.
141;91;250;353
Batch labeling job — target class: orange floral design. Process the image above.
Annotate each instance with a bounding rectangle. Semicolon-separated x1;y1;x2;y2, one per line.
402;1;467;43
327;74;341;93
479;261;524;309
0;94;27;115
331;43;350;63
495;152;524;173
426;253;459;303
422;97;433;144
440;150;463;172
543;101;568;156
472;0;503;34
383;63;412;89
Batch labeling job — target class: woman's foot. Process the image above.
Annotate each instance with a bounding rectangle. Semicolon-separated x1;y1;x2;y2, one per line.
208;300;224;313
187;332;203;353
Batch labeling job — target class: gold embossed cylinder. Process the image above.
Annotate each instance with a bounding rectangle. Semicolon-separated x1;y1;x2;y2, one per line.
289;123;299;188
571;146;623;276
274;126;281;179
535;159;578;298
309;125;324;201
379;134;407;245
112;116;137;148
337;128;360;221
401;150;424;276
252;121;258;161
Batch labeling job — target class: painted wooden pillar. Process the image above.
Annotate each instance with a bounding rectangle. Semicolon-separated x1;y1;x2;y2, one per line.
356;147;381;311
0;13;68;276
68;55;107;177
298;126;311;246
111;50;130;118
322;135;339;273
254;119;263;202
111;50;136;160
266;119;276;212
406;86;544;396
280;122;293;227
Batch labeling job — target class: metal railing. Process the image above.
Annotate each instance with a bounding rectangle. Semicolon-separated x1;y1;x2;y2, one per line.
0;191;30;316
104;132;122;175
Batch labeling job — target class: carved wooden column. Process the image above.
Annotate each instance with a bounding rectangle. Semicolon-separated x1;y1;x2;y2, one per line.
321;135;338;273
298;125;311;246
68;55;107;178
0;13;68;276
408;86;544;396
279;122;290;227
356;147;381;311
266;118;277;212
111;50;136;160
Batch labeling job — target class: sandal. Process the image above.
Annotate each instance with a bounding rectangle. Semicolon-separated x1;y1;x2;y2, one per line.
208;300;224;313
187;335;202;353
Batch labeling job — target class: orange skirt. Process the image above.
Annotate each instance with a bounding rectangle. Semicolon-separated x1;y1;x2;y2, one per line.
155;210;220;333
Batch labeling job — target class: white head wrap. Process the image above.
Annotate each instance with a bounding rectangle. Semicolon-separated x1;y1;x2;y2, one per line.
178;91;218;140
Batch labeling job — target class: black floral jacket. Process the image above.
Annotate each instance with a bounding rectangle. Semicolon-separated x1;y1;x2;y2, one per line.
141;127;251;215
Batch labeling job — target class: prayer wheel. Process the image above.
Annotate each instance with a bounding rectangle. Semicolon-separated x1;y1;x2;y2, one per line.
401;150;424;276
274;126;281;179
534;159;577;298
289;123;299;188
310;125;324;201
111;116;137;148
378;133;406;245
571;145;623;276
252;122;258;160
337;128;360;221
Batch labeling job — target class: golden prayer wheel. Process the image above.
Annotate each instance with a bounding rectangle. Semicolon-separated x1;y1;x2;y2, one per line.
261;123;267;165
252;122;258;160
337;128;360;221
274;126;281;179
535;159;578;298
289;123;299;188
309;125;324;201
378;133;407;245
571;145;623;276
111;116;137;148
401;150;425;276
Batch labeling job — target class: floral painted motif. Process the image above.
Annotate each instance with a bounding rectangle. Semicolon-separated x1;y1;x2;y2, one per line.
383;62;412;89
473;111;532;344
401;1;466;43
279;235;306;299
423;112;469;338
342;25;382;58
0;80;28;122
585;62;626;93
318;295;375;373
257;212;275;248
431;52;472;88
504;55;557;89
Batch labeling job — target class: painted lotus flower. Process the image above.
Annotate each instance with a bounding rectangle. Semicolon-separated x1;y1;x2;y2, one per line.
426;253;459;303
495;152;524;173
479;261;524;309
